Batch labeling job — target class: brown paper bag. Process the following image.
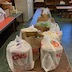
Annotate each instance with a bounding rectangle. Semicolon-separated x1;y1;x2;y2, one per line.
37;14;50;22
41;14;50;18
34;25;50;32
22;32;43;61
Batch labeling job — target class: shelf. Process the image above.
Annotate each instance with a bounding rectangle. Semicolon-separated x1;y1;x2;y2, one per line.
33;0;70;11
56;4;69;6
34;7;42;9
45;2;55;5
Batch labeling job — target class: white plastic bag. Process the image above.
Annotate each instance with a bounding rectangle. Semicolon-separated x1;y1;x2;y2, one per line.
47;18;61;32
56;31;62;40
41;36;63;72
20;25;39;33
6;36;34;72
49;22;60;32
60;1;65;5
42;8;52;18
43;31;60;42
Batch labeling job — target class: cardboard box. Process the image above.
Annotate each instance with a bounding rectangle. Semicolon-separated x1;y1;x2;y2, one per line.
2;3;12;10
0;0;5;4
1;1;13;15
0;8;5;22
4;9;10;18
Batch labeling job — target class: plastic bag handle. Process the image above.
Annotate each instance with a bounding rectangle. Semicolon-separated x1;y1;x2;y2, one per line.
42;52;53;72
6;49;14;72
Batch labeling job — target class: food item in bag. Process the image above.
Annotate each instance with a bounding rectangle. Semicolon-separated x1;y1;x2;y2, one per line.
36;22;51;27
34;22;51;32
37;14;50;22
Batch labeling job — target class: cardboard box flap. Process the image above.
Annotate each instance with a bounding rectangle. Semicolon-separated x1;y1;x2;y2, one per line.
0;7;6;15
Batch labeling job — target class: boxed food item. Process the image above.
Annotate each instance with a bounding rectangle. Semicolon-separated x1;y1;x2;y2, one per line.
0;8;5;22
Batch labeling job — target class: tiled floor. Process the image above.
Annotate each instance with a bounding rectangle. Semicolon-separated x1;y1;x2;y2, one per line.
0;15;72;72
54;16;72;69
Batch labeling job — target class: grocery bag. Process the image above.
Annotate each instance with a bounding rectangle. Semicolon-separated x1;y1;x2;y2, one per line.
47;16;62;38
42;8;52;18
47;18;55;24
37;14;50;22
20;26;43;61
43;31;61;42
37;8;52;22
56;31;62;41
46;18;60;32
34;22;51;32
6;36;34;72
41;36;63;72
49;22;60;32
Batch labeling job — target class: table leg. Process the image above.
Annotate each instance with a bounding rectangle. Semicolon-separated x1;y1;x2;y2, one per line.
21;13;24;23
12;21;16;32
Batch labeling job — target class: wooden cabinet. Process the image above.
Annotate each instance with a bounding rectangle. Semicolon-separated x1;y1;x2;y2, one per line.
34;0;70;11
45;0;56;10
34;2;45;9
